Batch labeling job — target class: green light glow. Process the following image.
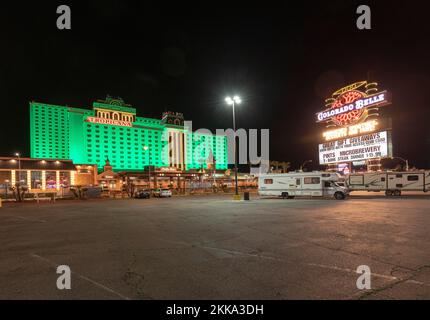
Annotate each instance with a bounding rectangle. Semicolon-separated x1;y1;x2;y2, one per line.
30;100;228;171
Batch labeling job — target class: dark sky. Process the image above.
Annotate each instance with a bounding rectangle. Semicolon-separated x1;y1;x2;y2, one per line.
1;1;429;169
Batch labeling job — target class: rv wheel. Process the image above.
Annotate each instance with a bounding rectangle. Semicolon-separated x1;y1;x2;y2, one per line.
385;190;393;196
334;192;345;200
394;190;401;197
281;192;289;199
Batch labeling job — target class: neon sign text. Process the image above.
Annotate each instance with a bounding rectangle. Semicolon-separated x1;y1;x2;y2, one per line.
322;120;379;141
316;91;388;123
86;117;132;127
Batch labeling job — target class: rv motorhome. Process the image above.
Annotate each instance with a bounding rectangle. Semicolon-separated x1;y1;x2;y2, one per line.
346;171;430;196
258;171;349;200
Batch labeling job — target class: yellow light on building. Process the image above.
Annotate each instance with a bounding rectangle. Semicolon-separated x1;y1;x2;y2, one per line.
42;171;46;189
56;171;60;190
27;171;31;190
322;120;379;141
71;171;76;185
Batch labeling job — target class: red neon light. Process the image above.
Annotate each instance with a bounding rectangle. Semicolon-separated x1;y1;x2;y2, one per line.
330;90;366;126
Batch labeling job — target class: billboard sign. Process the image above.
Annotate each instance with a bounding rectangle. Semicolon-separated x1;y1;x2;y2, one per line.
319;131;391;165
316;81;391;126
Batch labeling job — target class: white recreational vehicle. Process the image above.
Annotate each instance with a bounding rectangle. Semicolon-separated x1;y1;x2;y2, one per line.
346;171;430;196
258;171;349;200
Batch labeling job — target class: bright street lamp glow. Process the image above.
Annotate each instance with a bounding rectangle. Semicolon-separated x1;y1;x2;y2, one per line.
15;152;20;157
225;96;241;105
225;97;233;105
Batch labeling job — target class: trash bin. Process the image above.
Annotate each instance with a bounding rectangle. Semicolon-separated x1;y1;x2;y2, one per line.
244;192;250;201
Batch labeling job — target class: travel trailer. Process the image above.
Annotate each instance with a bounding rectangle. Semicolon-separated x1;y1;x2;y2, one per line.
346;171;430;196
258;171;349;200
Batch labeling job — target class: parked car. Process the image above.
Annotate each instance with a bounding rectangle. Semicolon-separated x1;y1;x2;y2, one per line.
135;189;151;199
153;188;172;198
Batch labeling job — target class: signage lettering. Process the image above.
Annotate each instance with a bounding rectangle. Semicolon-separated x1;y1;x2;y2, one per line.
322;120;378;141
319;131;390;164
86;117;132;127
316;92;388;123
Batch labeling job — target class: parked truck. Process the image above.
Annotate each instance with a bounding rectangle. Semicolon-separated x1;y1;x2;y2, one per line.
258;171;349;200
346;171;430;196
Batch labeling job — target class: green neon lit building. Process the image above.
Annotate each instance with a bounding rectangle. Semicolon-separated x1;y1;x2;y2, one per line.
30;96;228;172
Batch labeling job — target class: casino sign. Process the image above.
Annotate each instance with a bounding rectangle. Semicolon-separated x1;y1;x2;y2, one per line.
316;81;393;167
316;81;391;126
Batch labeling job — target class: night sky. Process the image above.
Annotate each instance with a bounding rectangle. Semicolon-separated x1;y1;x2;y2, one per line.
1;1;429;169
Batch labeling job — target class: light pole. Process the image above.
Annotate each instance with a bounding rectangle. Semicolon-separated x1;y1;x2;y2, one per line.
225;95;241;199
14;153;21;185
300;159;312;172
143;146;151;190
391;156;409;171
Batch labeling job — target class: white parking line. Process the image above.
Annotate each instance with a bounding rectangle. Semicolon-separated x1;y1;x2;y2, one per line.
30;254;131;300
307;263;397;280
307;262;430;287
201;245;283;261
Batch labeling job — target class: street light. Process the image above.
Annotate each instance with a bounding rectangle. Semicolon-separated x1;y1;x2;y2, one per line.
143;146;151;189
14;153;21;185
390;156;409;171
300;159;312;172
225;95;241;199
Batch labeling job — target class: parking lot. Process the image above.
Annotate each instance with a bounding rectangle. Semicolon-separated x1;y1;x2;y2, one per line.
1;193;430;299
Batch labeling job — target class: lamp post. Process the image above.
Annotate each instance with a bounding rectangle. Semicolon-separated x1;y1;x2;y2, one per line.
300;159;312;172
225;95;241;199
143;146;151;189
391;156;409;171
14;153;21;185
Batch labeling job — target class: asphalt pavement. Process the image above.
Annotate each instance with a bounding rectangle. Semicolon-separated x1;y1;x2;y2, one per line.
1;193;429;299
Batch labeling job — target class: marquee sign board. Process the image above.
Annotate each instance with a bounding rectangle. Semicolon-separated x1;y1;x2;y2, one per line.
316;81;391;126
318;131;392;165
321;118;392;141
322;120;378;141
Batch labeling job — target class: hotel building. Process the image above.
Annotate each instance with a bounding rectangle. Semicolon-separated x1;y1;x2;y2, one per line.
29;96;228;172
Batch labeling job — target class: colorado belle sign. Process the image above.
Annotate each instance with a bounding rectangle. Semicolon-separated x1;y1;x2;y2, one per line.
317;91;388;123
316;81;391;126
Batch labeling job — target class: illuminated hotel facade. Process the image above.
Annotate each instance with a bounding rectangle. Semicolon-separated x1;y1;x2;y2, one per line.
30;96;228;172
